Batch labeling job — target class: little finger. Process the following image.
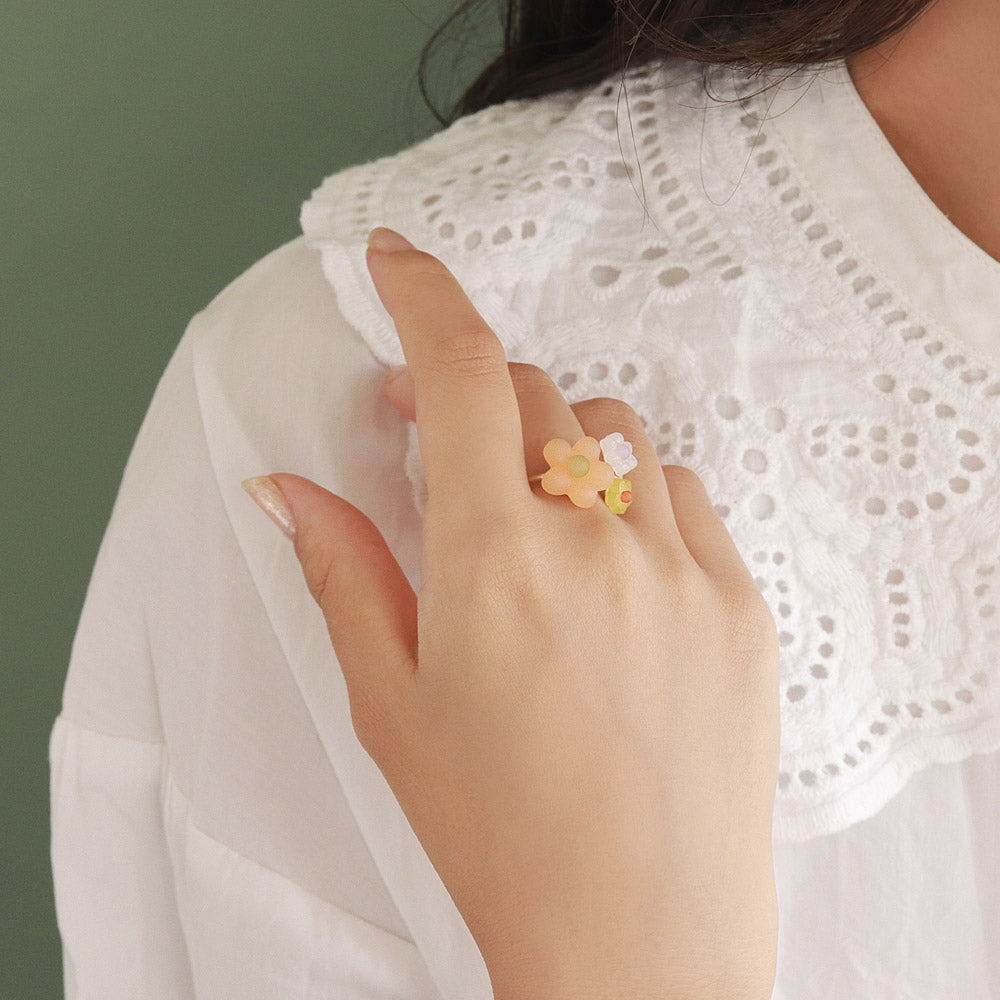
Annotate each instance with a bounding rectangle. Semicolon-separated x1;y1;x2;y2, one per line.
659;464;762;591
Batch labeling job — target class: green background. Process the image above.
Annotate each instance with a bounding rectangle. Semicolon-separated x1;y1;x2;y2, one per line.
3;1;499;992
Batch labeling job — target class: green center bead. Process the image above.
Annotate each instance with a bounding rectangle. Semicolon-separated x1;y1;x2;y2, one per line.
567;454;591;478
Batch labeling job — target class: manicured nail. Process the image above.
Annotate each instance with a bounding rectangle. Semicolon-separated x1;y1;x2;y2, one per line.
242;476;296;540
367;227;415;254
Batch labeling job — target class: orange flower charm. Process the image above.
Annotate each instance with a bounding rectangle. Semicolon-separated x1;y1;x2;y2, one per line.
540;437;616;508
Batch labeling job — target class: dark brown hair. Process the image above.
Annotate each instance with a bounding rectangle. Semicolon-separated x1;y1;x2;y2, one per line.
418;0;936;125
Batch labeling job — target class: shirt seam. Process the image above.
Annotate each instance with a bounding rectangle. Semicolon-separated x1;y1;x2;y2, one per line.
52;711;165;746
161;767;420;949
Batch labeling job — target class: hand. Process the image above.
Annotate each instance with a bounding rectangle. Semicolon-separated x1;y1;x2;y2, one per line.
249;228;781;1000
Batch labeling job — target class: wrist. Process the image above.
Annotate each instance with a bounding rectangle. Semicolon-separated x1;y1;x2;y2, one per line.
480;875;778;1000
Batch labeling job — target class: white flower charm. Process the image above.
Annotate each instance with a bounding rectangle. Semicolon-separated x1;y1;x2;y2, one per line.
599;432;637;478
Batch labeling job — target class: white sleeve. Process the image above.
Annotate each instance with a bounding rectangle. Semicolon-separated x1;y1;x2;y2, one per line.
49;721;193;997
49;328;201;998
48;235;465;1000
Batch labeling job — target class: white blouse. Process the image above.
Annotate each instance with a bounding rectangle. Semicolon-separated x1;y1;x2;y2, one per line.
51;55;1000;998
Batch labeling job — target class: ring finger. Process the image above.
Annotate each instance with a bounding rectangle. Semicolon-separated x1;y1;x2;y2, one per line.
513;366;678;540
385;362;681;543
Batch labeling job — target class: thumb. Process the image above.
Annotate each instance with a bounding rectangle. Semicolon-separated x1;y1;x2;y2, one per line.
243;473;418;737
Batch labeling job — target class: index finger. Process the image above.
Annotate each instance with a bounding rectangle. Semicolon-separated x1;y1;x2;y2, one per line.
366;233;532;517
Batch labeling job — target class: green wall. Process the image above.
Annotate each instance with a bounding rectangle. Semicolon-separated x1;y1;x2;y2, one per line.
3;1;498;992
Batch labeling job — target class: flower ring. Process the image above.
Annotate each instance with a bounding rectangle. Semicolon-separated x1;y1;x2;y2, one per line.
539;437;617;509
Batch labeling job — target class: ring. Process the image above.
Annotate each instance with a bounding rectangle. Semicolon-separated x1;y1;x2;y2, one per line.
527;433;637;514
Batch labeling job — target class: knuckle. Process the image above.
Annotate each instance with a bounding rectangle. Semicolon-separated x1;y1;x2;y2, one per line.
508;361;550;381
508;362;557;394
665;554;718;616
468;516;556;617
662;464;712;506
662;464;706;490
479;512;545;580
426;326;506;379
716;579;779;656
346;658;411;765
572;395;643;433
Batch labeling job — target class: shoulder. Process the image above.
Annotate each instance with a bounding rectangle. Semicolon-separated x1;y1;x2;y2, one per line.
185;231;386;445
183;228;413;543
189;233;365;369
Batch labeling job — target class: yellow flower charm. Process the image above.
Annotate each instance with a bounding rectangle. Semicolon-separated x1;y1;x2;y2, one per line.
605;477;633;514
540;437;616;508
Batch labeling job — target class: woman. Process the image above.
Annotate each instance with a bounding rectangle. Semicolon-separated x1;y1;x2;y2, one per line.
50;0;1000;997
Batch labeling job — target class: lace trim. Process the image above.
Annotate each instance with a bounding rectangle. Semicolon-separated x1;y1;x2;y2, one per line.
301;56;1000;842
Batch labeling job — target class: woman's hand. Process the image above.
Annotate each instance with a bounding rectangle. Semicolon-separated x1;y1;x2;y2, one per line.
246;228;782;1000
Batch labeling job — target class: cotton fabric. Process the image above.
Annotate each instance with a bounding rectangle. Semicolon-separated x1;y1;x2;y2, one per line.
51;55;1000;998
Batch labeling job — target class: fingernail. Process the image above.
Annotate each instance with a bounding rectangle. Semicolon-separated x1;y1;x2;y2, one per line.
367;227;415;255
242;476;296;540
385;364;409;385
